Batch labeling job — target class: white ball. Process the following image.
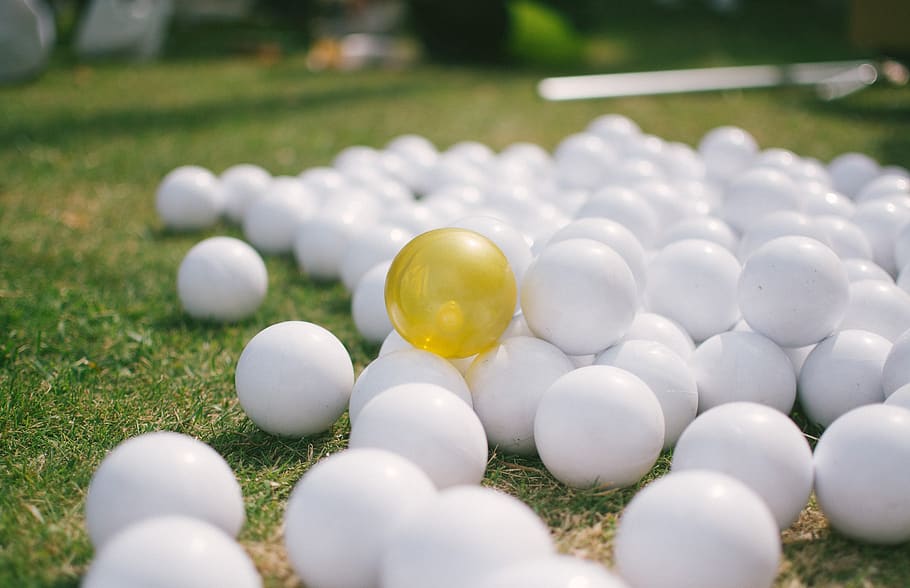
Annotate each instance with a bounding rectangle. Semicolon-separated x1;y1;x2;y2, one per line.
722;168;801;233
804;187;855;218
814;215;873;260
235;321;354;437
659;216;738;252
380;485;555;588
221;163;271;223
894;222;910;271
554;132;617;189
671;402;813;529
798;329;890;428
827;152;880;197
285;448;437;588
618;312;695;359
644;239;741;342
839;279;910;341
852;198;910;274
465;336;575;456
587;113;642;146
881;328;910;397
349;383;488;488
689;330;796;414
339;223;413;291
739;236;849;347
534;365;665;488
737;211;827;261
294;212;362;281
177;236;268;322
82;516;261;588
521;239;637;356
84;432;245;548
843;258;893;283
595;340;698;449
856;173;910;202
348;349;471;424
614;470;780;588
475;555;630;588
242;180;317;254
814;404;910;544
885;384;910;411
575;186;660;248
155;165;224;231
697;125;759;183
352;261;394;343
548;217;648;296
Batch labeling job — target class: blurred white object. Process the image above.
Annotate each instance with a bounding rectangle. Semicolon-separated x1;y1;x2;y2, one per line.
76;0;173;60
0;0;55;83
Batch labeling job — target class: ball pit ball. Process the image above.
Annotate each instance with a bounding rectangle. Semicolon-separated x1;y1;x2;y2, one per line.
575;185;660;248
220;163;271;223
885;384;910;411
348;348;472;425
671;402;813;529
379;485;555;588
737;211;827;262
465;336;575;456
450;215;534;304
883;328;910;397
534;365;665;488
689;330;796;414
177;236;268;322
352;261;394;344
284;448;437;588
614;470;780;588
242;179;317;254
738;236;849;348
644;239;742;343
852;198;910;274
618;311;695;359
349;382;488;488
84;431;245;548
385;228;517;359
474;555;630;588
521;238;637;356
721;168;802;233
827;151;880;197
294;212;362;281
839;279;910;342
813;404;910;544
82;516;262;588
659;216;738;252
341;223;414;292
843;258;892;283
235;321;354;437
857;173;910;203
697;125;759;183
798;329;891;428
595;339;698;449
155;165;224;231
814;215;873;260
553;132;616;189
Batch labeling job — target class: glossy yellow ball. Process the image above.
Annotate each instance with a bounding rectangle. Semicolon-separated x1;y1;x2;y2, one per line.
385;228;517;359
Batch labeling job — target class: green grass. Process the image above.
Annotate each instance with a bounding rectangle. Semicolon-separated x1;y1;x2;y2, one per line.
2;2;910;586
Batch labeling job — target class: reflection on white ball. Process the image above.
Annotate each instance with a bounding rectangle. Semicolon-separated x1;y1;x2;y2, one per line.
155;165;223;231
285;449;437;588
614;470;780;588
814;404;910;544
534;365;664;488
349;383;488;488
85;432;245;548
671;402;813;529
83;516;261;588
177;236;268;322
235;321;354;437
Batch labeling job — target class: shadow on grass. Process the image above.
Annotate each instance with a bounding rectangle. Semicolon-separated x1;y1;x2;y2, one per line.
205;418;348;471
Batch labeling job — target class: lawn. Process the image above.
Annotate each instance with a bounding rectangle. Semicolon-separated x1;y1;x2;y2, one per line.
2;1;909;586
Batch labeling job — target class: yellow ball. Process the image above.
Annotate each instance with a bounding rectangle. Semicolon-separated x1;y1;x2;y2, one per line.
385;228;517;359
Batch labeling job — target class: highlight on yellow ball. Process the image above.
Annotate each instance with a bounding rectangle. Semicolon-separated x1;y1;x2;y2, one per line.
385;228;518;359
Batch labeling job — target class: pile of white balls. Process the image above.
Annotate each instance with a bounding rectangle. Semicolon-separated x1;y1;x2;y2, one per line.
83;115;910;587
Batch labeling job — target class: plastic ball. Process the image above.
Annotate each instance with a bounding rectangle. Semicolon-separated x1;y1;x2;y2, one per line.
798;329;890;428
689;330;796;414
521;238;637;356
737;211;827;261
671;402;813;529
827;152;880;197
155;165;224;231
618;312;695;359
379;485;555;588
235;321;354;437
722;168;801;233
575;186;660;247
465;336;575;456
587;113;642;146
242;178;317;254
885;384;910;411
814;404;910;544
804;187;855;218
534;365;665;488
738;236;849;347
595;340;698;449
843;258;893;283
614;470;780;588
294;212;365;281
349;383;488;488
881;328;910;397
221;163;271;223
177;236;268;322
697;125;759;183
554;132;617;189
475;555;630;588
839;279;910;342
348;349;472;425
814;215;873;260
659;216;738;252
352;261;394;344
84;431;245;548
284;449;437;588
384;228;517;358
894;223;910;271
342;223;414;292
82;516;261;588
852;198;910;274
856;173;910;203
644;239;742;342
